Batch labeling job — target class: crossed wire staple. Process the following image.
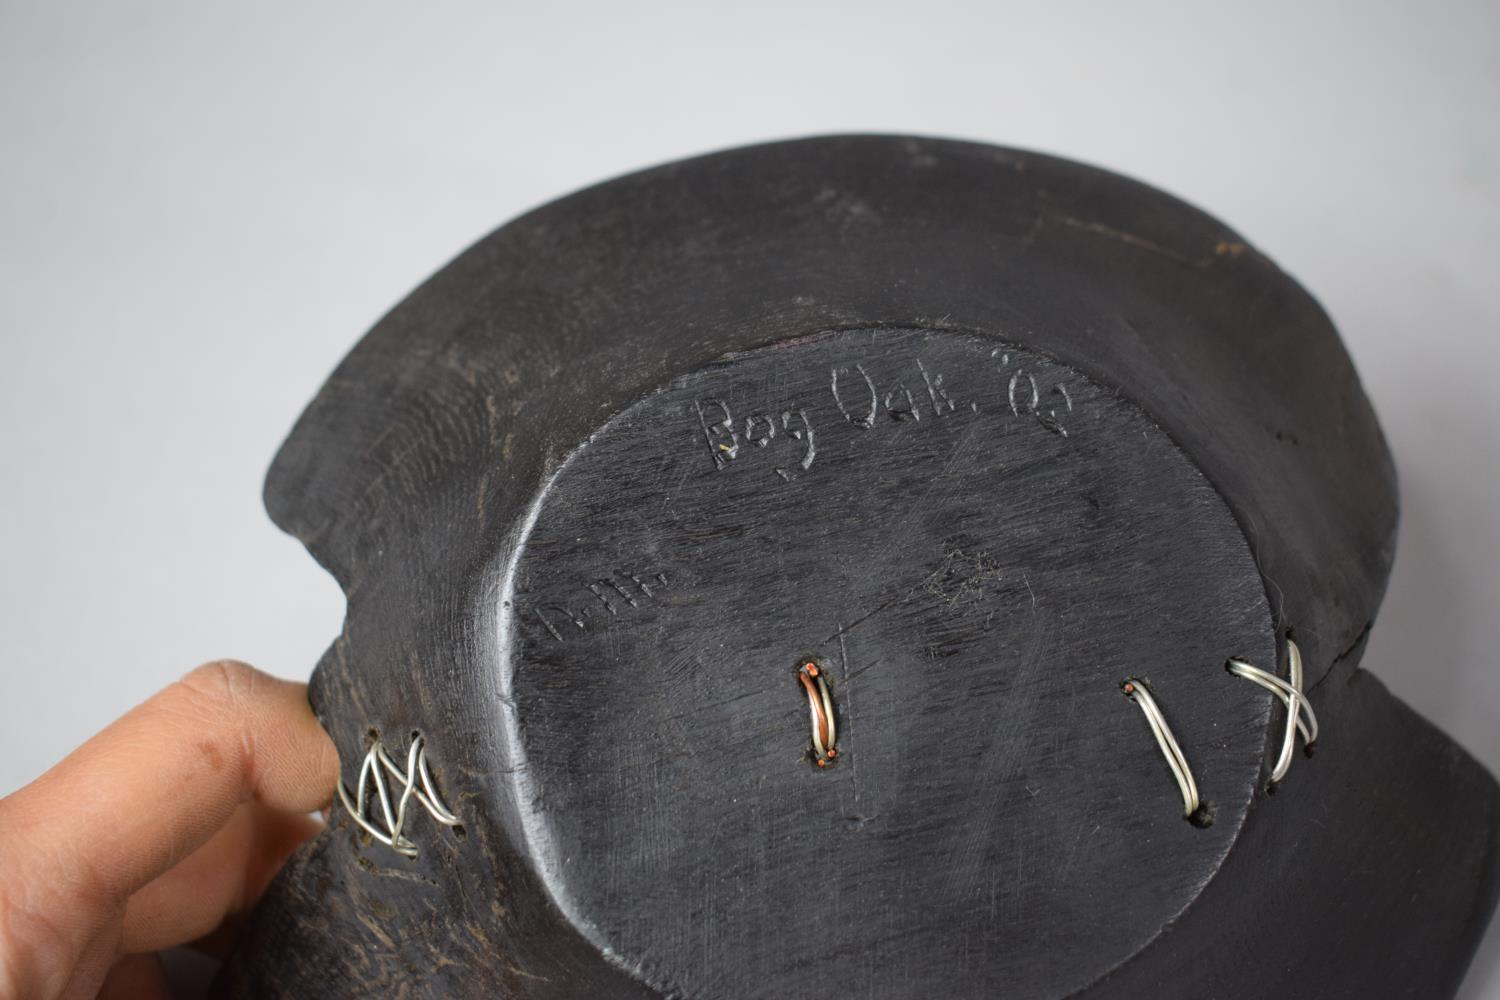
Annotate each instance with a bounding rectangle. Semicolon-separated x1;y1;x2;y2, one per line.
1227;638;1319;785
335;733;460;859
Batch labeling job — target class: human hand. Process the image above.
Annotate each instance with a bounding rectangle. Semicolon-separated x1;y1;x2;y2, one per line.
0;661;339;999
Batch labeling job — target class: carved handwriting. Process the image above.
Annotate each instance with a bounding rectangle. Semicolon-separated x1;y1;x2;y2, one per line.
695;400;817;480
696;350;1075;477
531;568;670;642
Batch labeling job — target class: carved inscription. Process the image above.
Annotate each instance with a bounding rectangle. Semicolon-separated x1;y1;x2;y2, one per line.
697;349;1075;477
695;401;816;480
523;342;1079;644
532;568;669;642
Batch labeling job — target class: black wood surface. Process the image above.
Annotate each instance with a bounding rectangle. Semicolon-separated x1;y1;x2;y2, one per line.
219;136;1500;999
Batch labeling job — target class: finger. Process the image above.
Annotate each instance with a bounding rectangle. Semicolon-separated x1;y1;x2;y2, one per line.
1;661;337;998
0;660;338;913
119;800;321;954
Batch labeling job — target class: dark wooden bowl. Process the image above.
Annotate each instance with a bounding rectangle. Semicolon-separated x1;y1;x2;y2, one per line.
220;136;1500;999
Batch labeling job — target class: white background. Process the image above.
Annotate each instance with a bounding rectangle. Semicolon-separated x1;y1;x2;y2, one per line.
2;1;1497;995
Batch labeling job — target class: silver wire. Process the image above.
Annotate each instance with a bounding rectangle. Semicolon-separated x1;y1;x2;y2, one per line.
335;733;460;858
1227;638;1319;784
1121;678;1201;819
817;672;837;752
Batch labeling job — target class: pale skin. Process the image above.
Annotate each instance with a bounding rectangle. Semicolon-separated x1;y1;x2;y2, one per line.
0;661;340;999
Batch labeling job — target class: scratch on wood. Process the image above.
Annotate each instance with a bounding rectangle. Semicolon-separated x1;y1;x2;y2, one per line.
837;628;861;804
1051;214;1205;269
354;856;441;887
823;595;901;644
355;911;397;950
